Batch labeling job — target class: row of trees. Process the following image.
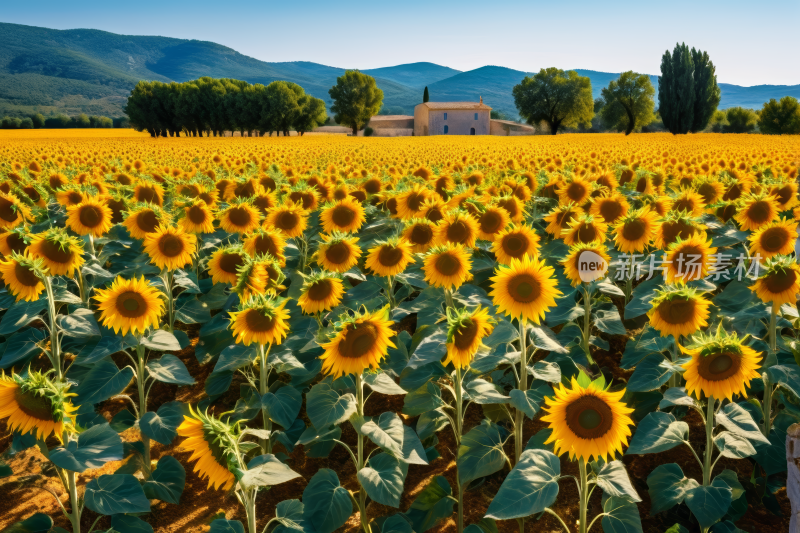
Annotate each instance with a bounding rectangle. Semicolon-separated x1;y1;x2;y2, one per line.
125;77;327;137
1;114;127;129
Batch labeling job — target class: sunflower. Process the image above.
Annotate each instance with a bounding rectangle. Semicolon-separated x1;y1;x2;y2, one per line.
56;188;87;209
492;224;541;266
265;202;309;239
242;229;287;267
401;218;437;253
544;204;584;238
562;241;611;286
670;188;707;217
179;200;216;234
94;275;164;335
662;233;717;283
395;185;430;220
642;195;673;217
177;407;237;491
0;192;32;230
319;305;396;378
647;285;711;337
562;214;609;246
419;198;446;223
0;370;77;442
443;306;495;369
218;201;262;234
714;201;739;224
557;177;593;206
751;256;800;306
490;255;561;324
134;182;165;206
433;211;479;248
749;217;798;259
365;238;414;277
476;205;511;241
541;376;634;463
298;272;345;314
229;294;290;346
612;208;659;253
123;205;170;240
769;181;800;211
143;225;197;271
320;197;366;234
694;178;726;207
27;229;85;277
734;193;780;231
0;229;28;256
234;253;285;299
589;193;630;225
495;195;526;223
315;233;362;273
207;245;248;285
0;253;45;301
681;326;761;402
66;198;113;237
422;244;473;290
653;212;704;250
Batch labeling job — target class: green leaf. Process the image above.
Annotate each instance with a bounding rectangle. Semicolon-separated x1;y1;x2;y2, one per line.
664;524;689;533
58;308;101;338
381;515;414;533
0;328;46;369
646;463;699;515
3;513;53;533
601;495;643;533
75;359;134;405
273;499;307;533
110;514;154;533
84;474;151;515
714;469;745;501
529;325;568;354
407;326;447;369
531;360;562;382
658;387;698;410
141;329;181;351
716;402;770;444
213;344;256;373
483;320;517;347
767;364;800;398
208;520;245;533
626;412;689;455
684;477;732;529
713;431;756;459
240;454;302;489
509;388;542;419
595;460;641;502
262;384;302;428
0;460;11;477
302;469;352;533
457;420;508;488
594;303;627;335
403;381;446;416
49;423;123;473
485;449;560;520
404;476;455;532
364;372;407;395
306;383;356;428
710;521;746;533
353;412;427;465
174;269;201;293
175;295;211;324
0;298;46;336
143;455;186;504
140;401;184;445
146;354;195;385
358;453;405;507
626;354;675;392
465;378;509;404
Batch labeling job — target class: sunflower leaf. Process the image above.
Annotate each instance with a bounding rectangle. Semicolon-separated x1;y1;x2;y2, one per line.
403;475;455;532
141;329;181;351
142;455;186;504
684;478;733;529
110;514;154;533
84;474;151;515
363;372;407;395
465;379;509;404
175;295;211;324
139;401;185;445
0;298;46;335
0;328;47;369
407;325;448;369
49;423;123;473
75;359;134;405
239;454;302;489
714;431;757;459
208;520;245;533
716;402;770;444
766;364;800;399
601;495;643;533
358;453;405;508
3;513;53;533
403;381;446;416
595;460;641;502
626;412;689;455
626;353;675;392
457;420;508;488
302;469;352;533
262;384;302;429
646;463;699;515
146;354;195;385
659;387;698;410
306;383;356;428
485;449;560;520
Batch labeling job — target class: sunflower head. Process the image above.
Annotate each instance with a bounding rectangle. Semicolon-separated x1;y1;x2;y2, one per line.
320;197;366;234
94;275;165;335
123;204;171;240
612;208;659;253
266;202;309;239
208;244;248;286
234;253;285;299
444;306;495;369
492;224;541;266
229;294;291;346
319;305;396;377
422;243;473;290
0;252;46;301
749;217;798;260
298;271;345;315
544;204;584;238
434;210;479;248
177;406;238;491
751;255;800;305
402;218;437;253
662;232;717;283
647;285;711;338
366;237;414;278
562;241;610;286
0;227;29;257
0;192;33;229
589;193;630;225
476;204;511;241
562;213;609;246
242;228;287;266
218;199;262;234
653;211;705;250
27;227;85;277
735;192;780;231
315;232;362;273
143;225;197;272
490;254;562;324
179;199;216;234
0;369;78;441
541;374;634;463
66;198;114;237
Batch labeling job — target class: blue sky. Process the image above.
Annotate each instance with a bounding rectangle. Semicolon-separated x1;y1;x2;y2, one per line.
4;0;798;86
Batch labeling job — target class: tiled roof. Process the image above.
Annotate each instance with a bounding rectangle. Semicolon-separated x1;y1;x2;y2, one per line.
419;101;492;110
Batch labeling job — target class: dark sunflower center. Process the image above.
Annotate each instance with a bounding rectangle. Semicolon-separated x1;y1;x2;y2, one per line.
0;197;18;222
386;198;398;215
657;297;695;325
228;207;252;228
350;191;366;203
107;199;126;224
410;224;433;245
235;181;256;198
480;211;503;233
747;201;771;223
116;291;147;318
425;207;443;223
244;309;276;332
253;196;272;215
158;234;184;258
6;233;26;254
79;205;103;228
765;270;797;294
182;185;200;198
698;184;717;204
325;242;350;265
219;253;244;274
199;193;215;205
276;211;299;231
332;205;356;227
137;210;159;233
41;240;73;264
577;224;599;243
674;245;703;275
67;192;84;205
723;184;743;201
14;389;55;421
775;186;793;205
14;263;40;287
698;352;741;381
673;199;696;213
340;323;378;358
50;176;66;189
137;186;160;205
435;253;461;276
661;221;695;247
364;179;381;194
308;279;333;301
24;187;40;202
378;245;404;267
453;320;479;350
635;177;649;193
556;211;575;228
622;220;646;241
567;182;587;201
599;201;623;223
716;204;736;223
260;176;276;191
508;273;541;303
254;236;278;257
406;192;425;212
498;199;518;218
447;220;471;243
565;395;613;439
503;234;528;258
760;227;789;253
188;205;208;224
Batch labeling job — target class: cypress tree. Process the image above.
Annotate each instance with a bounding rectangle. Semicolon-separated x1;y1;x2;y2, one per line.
690;48;721;132
423;86;429;103
658;43;720;134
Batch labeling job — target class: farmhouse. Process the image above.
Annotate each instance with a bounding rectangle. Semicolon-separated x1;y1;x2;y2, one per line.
414;99;491;136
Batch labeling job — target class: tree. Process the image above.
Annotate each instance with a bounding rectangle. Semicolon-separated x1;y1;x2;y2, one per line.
512;68;594;135
658;43;720;134
265;81;302;136
758;96;800;134
30;114;45;128
599;71;656;135
329;70;383;136
294;95;327;135
423;86;429;103
723;107;758;133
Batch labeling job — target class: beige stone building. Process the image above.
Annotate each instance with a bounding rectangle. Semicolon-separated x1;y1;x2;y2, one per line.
413;99;492;136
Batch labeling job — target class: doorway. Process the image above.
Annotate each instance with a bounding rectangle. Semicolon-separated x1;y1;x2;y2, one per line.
470;127;475;135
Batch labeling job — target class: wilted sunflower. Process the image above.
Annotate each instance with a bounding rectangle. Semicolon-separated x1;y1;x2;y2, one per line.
395;185;430;220
589;193;630;225
218;201;262;234
229;294;290;346
365;237;414;277
662;233;717;283
179;200;215;234
27;229;85;277
320;197;366;234
612;208;659;253
243;229;287;266
402;218;437;253
207;245;247;285
562;241;611;286
0;253;45;301
315;233;362;273
0;192;32;230
66;198;113;238
177;407;237;491
123;204;170;240
751;256;800;305
265;202;309;239
433;211;479;248
319;305;396;377
492;224;541;266
476;205;511;241
443;306;495;369
235;253;285;299
544;204;583;238
653;212;704;250
0;370;77;441
681;325;761;401
749;217;798;259
0;229;28;256
422;243;473;290
648;285;711;337
562;214;609;246
143;225;197;271
298;272;345;314
490;255;561;324
735;193;780;231
541;376;634;463
94;275;164;334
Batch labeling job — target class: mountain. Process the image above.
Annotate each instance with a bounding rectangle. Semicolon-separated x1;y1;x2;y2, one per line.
1;22;799;120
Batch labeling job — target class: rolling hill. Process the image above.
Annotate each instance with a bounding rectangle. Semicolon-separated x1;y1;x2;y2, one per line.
1;22;798;120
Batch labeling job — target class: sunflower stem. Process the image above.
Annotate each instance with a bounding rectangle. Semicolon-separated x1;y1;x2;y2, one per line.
669;335;681;388
67;469;81;533
514;317;528;465
44;276;63;381
624;273;633;305
387;275;396;307
769;303;778;355
355;372;371;533
454;365;464;533
163;269;175;332
578;458;589;533
445;288;455;310
702;396;716;486
136;343;152;476
581;286;593;364
762;377;774;438
259;342;273;455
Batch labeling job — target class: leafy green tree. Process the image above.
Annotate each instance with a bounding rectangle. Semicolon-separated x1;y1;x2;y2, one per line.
658;43;720;134
30;113;45;128
423;86;429;103
20;117;34;129
329;70;384;136
264;81;302;136
723;107;758;133
512;68;594;135
599;71;656;135
758;96;800;134
708;109;727;132
294;95;327;135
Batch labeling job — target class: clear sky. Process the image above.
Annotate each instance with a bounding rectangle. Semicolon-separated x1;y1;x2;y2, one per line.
4;0;798;86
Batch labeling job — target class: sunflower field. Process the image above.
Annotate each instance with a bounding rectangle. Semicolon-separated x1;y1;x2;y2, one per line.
0;130;798;533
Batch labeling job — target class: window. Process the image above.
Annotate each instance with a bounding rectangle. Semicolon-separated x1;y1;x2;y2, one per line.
444;125;449;134
474;113;478;120
444;113;447;120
